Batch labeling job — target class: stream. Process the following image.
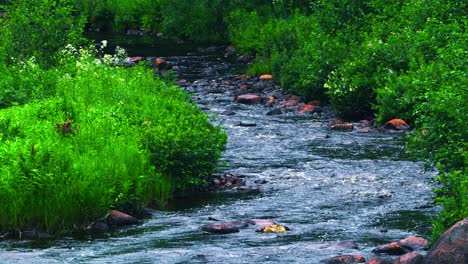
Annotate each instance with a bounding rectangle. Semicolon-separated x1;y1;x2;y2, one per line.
0;33;437;263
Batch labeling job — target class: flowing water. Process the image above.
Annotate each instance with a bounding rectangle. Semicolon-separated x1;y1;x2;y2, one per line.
0;33;437;263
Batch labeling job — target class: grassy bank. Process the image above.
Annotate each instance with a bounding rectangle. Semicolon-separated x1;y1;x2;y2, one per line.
0;0;226;235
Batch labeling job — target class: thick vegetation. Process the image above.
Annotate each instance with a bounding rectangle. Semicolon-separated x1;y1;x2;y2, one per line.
0;0;226;235
72;0;466;240
1;0;465;240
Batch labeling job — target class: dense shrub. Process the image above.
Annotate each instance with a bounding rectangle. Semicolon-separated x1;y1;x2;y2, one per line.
0;61;60;108
0;47;226;234
0;0;85;67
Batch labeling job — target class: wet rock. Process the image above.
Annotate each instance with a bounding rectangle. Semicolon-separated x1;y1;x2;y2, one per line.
205;46;220;53
266;108;283;116
201;221;248;234
367;257;393;264
259;74;273;80
396;252;424;264
88;221;110;233
265;96;278;107
236;55;255;64
372;242;411;255
256;224;289;233
238;84;250;90
153;58;173;76
201;67;219;77
321;254;365;264
385;119;410;130
399;236;428;251
329;241;360;250
221;110;236;116
254;179;268;184
330;123;354;131
253;80;274;92
296;104;322;114
280;98;299;107
224;45;237;56
127;56;145;63
106;210;139;226
237;122;257;127
204;173;247;191
423;217;467;264
235;94;262;104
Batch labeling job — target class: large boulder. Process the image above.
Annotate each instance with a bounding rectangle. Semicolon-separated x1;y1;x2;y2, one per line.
106;210;139;226
423;217;467;264
385;119;409;130
396;252;424;264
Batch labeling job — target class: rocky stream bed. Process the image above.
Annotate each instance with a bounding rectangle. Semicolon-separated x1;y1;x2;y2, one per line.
0;34;443;264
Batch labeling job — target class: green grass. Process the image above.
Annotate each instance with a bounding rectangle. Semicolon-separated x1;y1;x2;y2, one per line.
0;49;226;235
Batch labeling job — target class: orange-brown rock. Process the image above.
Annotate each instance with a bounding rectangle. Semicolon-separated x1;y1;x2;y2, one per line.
235;94;262;104
265;96;278;107
321;254;365;264
423;217;467;264
259;74;273;80
296;104;322;114
280;99;298;107
385;119;410;130
154;57;167;66
372;242;411;255
330;123;354;131
396;252;423;264
106;210;139;226
399;236;428;251
238;74;249;79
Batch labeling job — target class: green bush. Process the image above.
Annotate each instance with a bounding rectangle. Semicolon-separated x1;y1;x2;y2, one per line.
0;0;85;67
0;47;226;234
0;61;60;108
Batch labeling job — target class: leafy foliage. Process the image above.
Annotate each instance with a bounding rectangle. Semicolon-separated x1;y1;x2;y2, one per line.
0;46;226;234
0;0;85;67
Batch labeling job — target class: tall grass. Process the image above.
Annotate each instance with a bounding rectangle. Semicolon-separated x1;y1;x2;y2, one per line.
0;47;226;234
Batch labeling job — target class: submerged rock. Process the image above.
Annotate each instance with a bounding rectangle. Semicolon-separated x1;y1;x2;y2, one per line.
321;254;365;264
201;221;248;234
423;217;467;264
367;257;393;264
330;123;354;131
